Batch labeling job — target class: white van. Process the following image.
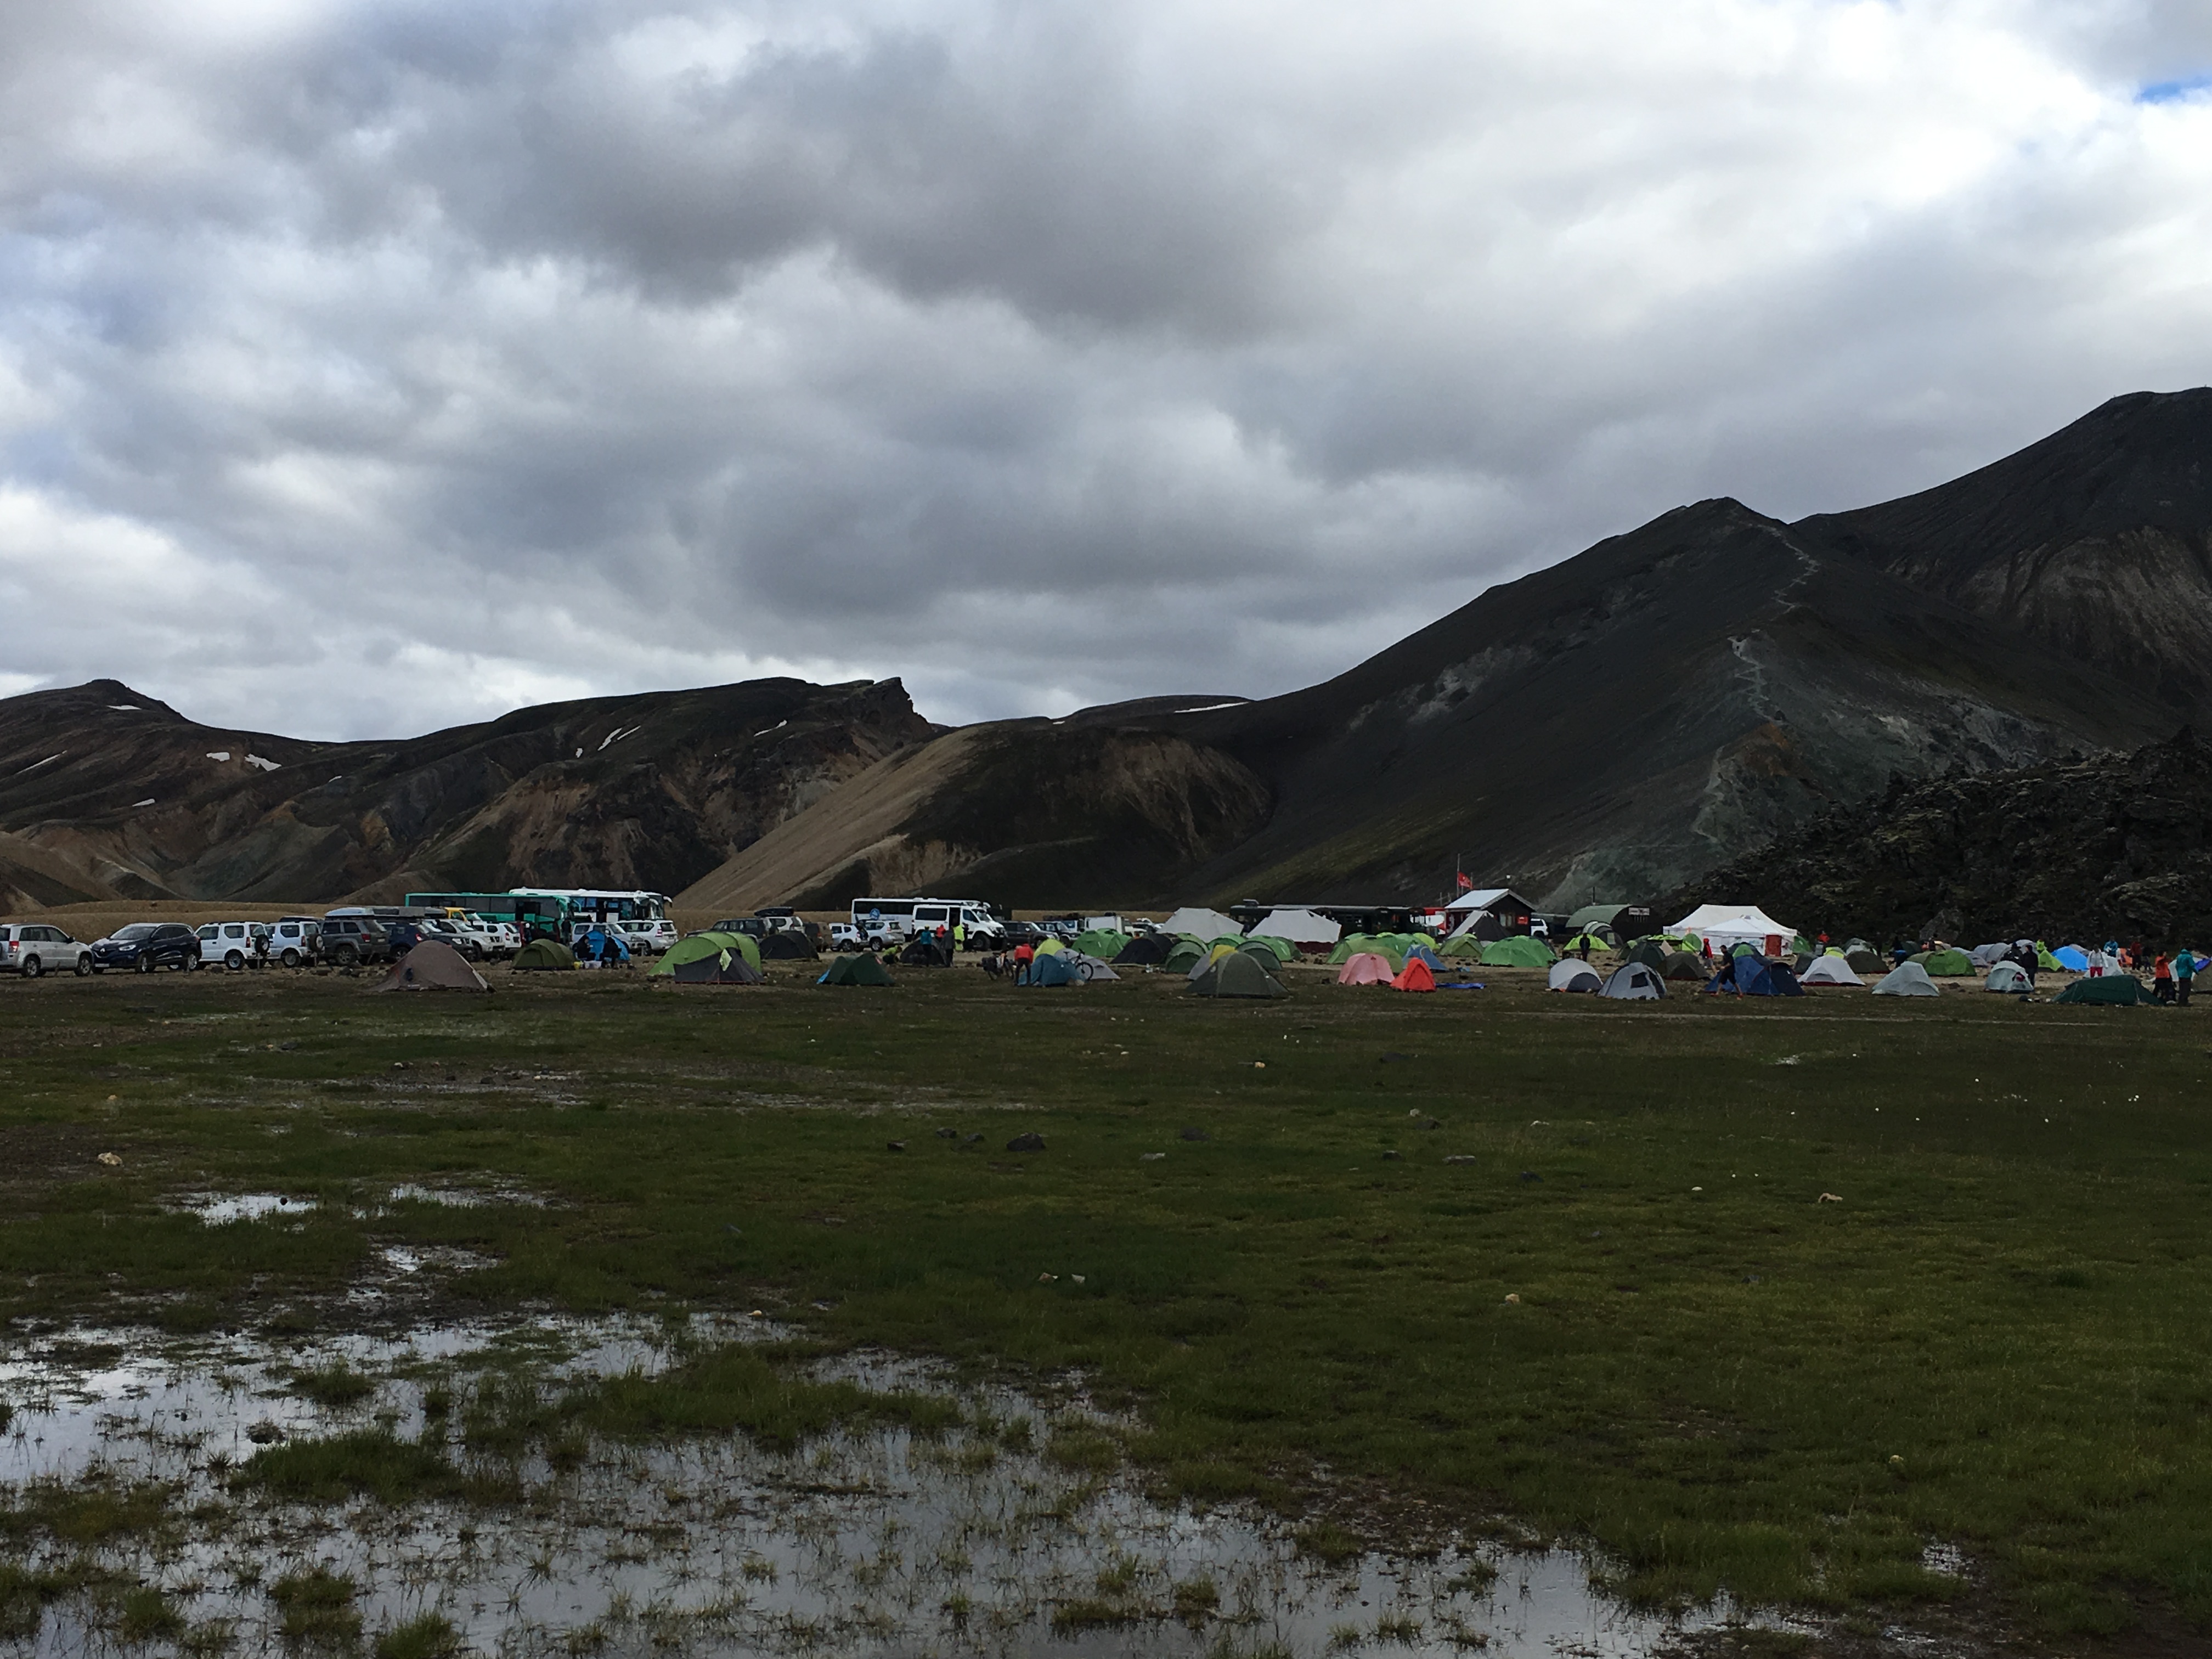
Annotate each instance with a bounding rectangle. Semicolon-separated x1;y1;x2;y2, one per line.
850;898;1003;947
195;921;268;970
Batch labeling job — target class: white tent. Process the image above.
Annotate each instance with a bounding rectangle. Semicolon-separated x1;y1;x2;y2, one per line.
1798;956;1863;987
1162;906;1244;939
1669;904;1795;952
1872;962;1940;997
1601;962;1664;1000
1257;907;1341;946
1984;962;2031;992
1548;959;1603;992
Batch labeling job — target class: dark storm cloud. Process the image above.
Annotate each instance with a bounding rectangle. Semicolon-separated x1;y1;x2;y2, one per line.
0;1;2208;738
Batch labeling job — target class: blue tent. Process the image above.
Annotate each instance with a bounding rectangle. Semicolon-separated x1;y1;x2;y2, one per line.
1404;943;1446;970
1705;953;1803;997
1020;952;1083;987
2053;945;2090;971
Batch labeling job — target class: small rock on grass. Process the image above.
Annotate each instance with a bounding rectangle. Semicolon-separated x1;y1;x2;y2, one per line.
97;1152;122;1167
1383;1150;1402;1161
935;1127;957;1139
1179;1127;1210;1142
887;1141;907;1152
1141;1152;1166;1161
1006;1132;1046;1153
1443;1154;1476;1165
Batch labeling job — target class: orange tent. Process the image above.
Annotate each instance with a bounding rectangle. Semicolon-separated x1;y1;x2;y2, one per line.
1392;958;1436;992
1337;952;1395;985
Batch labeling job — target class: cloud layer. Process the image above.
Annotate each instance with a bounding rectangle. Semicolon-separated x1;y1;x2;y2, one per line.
2;0;2209;738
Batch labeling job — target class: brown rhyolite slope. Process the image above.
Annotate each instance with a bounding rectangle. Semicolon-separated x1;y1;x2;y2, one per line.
0;677;935;904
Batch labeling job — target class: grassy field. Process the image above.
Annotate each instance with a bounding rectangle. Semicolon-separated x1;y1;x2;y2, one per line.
2;958;2208;1645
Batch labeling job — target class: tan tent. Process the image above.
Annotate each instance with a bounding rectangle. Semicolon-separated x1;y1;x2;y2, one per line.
377;940;490;992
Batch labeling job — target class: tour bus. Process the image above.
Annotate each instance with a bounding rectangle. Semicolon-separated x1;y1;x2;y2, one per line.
849;897;1005;946
404;888;672;944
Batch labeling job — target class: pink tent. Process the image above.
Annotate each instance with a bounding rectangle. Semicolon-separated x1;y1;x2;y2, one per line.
1336;952;1395;985
1392;958;1436;992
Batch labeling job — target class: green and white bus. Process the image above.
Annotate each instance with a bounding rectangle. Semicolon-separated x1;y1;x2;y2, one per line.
404;887;672;942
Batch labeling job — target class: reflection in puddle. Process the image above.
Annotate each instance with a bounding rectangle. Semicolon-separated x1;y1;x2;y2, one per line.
173;1191;316;1224
0;1320;1781;1656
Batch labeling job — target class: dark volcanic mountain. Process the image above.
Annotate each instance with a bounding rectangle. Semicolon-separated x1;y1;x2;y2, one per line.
687;390;2206;913
1658;729;2212;948
0;678;933;908
8;390;2208;917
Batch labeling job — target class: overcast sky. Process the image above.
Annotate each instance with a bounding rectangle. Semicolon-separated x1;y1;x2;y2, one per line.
1;0;2209;740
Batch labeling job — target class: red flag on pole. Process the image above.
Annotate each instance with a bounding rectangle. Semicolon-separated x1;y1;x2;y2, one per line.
1455;871;1474;890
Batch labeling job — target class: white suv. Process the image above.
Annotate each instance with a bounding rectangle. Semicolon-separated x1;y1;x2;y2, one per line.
616;918;676;955
196;921;268;970
265;917;319;967
441;916;513;960
0;923;93;978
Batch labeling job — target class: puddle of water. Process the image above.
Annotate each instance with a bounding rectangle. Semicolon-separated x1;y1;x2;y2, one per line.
173;1192;317;1224
0;1321;1796;1657
171;1184;548;1227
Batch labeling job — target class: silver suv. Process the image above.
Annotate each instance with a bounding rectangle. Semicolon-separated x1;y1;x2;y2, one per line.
0;923;93;977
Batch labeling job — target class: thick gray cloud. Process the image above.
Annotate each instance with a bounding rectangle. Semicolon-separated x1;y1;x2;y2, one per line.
0;0;2208;739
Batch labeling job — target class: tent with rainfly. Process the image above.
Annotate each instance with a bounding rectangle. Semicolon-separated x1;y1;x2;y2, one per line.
1984;961;2032;993
1706;954;1802;996
653;935;763;983
1328;934;1402;968
1338;953;1395;986
1661;950;1707;980
1188;950;1286;998
1798;955;1863;988
2055;973;2148;1006
1189;941;1242;980
758;930;817;960
818;953;894;987
1074;929;1131;961
2052;945;2091;972
377;940;490;992
511;938;577;971
1162;939;1209;973
1873;962;1940;997
1549;959;1603;992
1559;932;1611;957
688;929;762;969
1915;947;1976;977
1601;962;1664;1000
1480;935;1554;968
1626;939;1668;972
1113;933;1174;966
1440;934;1486;961
1392;958;1436;992
1021;952;1085;986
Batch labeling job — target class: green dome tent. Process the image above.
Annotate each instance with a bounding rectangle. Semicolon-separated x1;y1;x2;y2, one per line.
1844;949;1886;975
1239;941;1285;970
2034;941;2063;972
691;929;761;969
1626;939;1668;972
512;938;577;972
1162;943;1207;973
653;935;758;978
1560;932;1611;956
1440;934;1486;960
1245;934;1297;963
1480;935;1554;968
1074;929;1131;960
2054;974;2148;1006
1915;948;1976;977
1189;951;1287;998
818;953;894;987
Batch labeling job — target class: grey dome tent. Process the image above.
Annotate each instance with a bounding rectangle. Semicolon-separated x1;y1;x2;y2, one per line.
1661;950;1707;980
1798;955;1863;987
759;930;818;961
1189;951;1286;998
1984;961;2032;994
1872;962;1940;997
1113;934;1173;966
377;941;489;992
1601;962;1664;1000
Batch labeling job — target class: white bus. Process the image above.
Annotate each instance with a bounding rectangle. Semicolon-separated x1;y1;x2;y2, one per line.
850;896;1004;945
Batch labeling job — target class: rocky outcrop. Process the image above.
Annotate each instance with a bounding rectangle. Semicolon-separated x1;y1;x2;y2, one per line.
1658;729;2212;947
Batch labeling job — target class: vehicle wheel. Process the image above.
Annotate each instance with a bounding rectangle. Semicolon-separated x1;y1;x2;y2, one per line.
74;956;91;977
281;948;301;968
21;956;40;979
337;945;359;966
136;955;154;974
224;950;245;971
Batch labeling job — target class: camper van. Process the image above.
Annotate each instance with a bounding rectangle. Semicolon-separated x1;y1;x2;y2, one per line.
849;898;1004;946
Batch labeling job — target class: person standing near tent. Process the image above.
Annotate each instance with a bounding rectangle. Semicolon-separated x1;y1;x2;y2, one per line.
2154;952;2175;1005
952;921;965;955
2177;949;2196;1007
1013;938;1034;973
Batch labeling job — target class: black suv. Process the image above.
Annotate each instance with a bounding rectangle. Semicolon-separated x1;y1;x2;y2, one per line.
89;923;198;973
316;916;396;966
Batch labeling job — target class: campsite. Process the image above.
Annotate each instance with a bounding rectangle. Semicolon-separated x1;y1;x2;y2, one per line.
2;912;2208;1657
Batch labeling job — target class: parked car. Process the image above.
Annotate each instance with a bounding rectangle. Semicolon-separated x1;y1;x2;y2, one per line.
618;917;678;953
195;921;268;970
266;917;320;967
0;923;94;977
315;915;396;966
89;922;199;973
827;922;861;951
439;916;510;960
712;917;770;939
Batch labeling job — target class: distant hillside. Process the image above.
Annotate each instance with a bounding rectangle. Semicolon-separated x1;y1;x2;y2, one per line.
1657;729;2212;947
0;677;934;906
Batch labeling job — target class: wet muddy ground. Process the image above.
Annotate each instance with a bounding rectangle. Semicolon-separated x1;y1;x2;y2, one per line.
2;1311;1793;1658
